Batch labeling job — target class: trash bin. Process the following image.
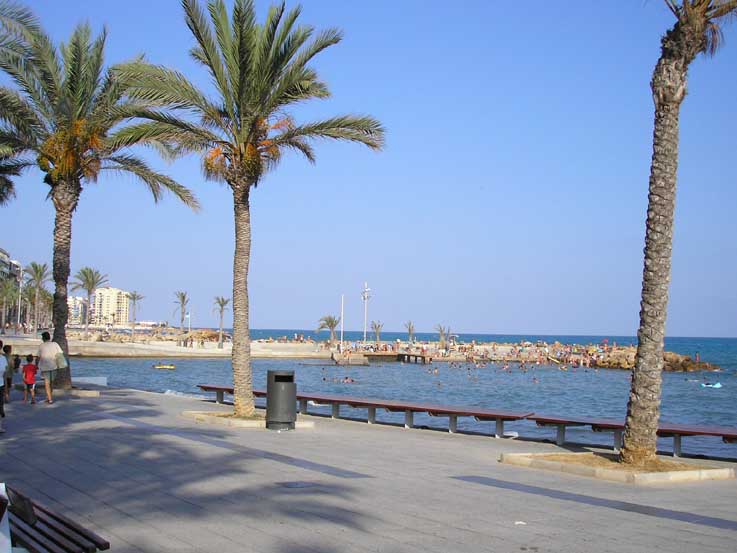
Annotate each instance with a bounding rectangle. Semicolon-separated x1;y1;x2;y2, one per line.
266;370;296;430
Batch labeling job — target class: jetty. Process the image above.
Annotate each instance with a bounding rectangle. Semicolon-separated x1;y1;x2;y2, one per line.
331;352;369;366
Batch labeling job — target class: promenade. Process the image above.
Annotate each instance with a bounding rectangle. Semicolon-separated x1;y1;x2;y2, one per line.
1;389;736;552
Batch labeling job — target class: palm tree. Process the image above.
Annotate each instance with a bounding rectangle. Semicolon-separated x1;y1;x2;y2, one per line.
621;0;737;466
371;320;383;345
174;290;189;338
316;315;340;344
0;23;199;389
71;267;108;338
0;3;39;204
435;324;448;351
0;278;18;334
24;261;50;333
404;320;415;343
129;291;144;342
115;0;384;417
213;296;230;349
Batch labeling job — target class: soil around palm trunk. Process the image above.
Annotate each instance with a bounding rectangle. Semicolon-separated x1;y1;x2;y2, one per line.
541;452;709;472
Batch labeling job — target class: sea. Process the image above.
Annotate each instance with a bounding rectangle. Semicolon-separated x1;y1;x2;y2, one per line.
72;331;737;459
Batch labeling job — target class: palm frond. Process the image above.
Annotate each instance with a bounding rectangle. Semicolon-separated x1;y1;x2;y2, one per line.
272;115;385;151
0;85;46;138
183;0;234;115
0;0;38;56
103;153;201;210
106;109;221;152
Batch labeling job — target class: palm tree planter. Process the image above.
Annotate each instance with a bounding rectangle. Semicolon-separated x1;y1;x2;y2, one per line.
621;0;737;466
0;23;198;388
117;0;384;417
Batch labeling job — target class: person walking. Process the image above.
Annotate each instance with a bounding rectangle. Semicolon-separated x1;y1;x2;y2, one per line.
22;355;38;404
2;343;12;402
37;332;63;404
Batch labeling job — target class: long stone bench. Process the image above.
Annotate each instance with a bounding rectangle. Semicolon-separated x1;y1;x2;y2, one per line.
657;422;737;457
197;384;531;437
528;414;626;451
198;385;737;456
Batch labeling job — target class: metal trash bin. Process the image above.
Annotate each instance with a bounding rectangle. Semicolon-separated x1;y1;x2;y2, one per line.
266;370;296;430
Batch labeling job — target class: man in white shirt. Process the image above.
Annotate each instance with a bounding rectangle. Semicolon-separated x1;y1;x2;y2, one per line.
37;332;62;404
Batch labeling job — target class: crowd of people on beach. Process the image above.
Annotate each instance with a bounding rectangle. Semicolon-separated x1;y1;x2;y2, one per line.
0;332;65;433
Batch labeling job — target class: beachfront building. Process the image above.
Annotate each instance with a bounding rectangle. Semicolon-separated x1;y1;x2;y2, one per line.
0;247;22;282
91;286;130;327
67;296;87;325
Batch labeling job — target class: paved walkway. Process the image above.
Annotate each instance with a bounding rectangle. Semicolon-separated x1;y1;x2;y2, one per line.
1;388;736;552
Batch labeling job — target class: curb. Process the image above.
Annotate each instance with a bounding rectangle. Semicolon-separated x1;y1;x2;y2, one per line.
181;410;315;429
498;452;736;485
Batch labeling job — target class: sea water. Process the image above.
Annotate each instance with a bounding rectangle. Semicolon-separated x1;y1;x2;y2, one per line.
71;335;737;459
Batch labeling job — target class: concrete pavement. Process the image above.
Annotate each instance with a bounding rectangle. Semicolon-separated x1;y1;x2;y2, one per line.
1;387;736;552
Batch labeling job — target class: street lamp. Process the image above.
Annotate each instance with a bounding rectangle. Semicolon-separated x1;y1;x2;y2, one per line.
11;261;22;334
361;282;371;343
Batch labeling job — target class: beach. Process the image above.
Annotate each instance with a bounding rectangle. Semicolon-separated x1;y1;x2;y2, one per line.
1;333;715;372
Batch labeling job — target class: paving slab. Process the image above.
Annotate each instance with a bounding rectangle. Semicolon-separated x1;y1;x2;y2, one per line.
1;387;736;552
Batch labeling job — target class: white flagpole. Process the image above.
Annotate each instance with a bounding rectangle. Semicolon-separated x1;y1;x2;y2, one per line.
340;294;344;351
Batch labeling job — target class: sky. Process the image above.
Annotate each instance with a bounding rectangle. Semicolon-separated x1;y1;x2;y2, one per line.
2;1;736;336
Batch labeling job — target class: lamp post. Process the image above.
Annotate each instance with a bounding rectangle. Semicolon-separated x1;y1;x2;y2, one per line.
13;262;22;334
361;282;371;343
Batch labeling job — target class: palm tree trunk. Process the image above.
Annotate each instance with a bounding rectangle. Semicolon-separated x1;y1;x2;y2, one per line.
1;297;5;334
131;303;136;343
218;309;224;349
85;292;91;339
620;30;692;466
231;182;254;417
34;288;39;334
51;184;78;389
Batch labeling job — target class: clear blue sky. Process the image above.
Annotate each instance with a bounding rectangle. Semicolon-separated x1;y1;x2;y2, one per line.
3;1;736;336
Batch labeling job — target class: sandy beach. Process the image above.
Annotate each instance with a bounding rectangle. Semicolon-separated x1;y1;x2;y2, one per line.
0;334;714;371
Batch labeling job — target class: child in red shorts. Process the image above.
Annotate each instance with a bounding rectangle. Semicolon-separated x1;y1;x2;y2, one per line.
22;355;37;404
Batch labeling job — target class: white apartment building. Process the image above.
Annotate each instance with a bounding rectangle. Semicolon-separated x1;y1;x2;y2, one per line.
91;287;130;326
67;296;87;325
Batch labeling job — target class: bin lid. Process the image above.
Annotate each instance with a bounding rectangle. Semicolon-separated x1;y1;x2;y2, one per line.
267;369;295;376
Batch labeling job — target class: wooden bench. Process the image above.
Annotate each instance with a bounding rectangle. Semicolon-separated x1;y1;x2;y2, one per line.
197;384;531;438
528;414;626;451
657;422;737;457
6;486;110;553
198;385;737;457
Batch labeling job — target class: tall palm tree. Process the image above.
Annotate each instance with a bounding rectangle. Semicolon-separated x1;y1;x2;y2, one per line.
174;290;189;337
213;296;230;348
371;320;383;345
0;278;18;334
404;320;415;343
129;290;144;342
621;0;737;466
115;0;384;416
24;261;50;333
0;23;199;388
316;315;340;344
71;267;108;338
